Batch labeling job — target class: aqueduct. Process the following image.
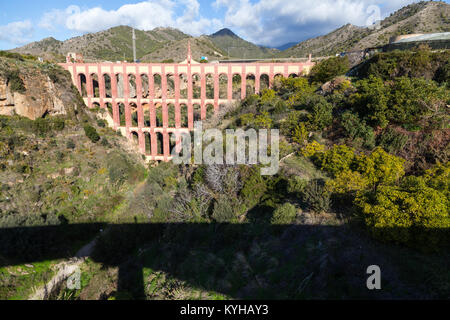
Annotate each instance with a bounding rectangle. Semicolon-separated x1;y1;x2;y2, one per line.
60;45;315;161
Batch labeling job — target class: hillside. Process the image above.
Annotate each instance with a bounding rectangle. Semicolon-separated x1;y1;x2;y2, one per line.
140;36;226;63
12;26;190;62
208;28;279;59
280;1;450;58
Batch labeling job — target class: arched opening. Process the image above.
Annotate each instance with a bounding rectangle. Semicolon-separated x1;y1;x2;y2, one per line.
179;74;188;99
156;132;164;155
168;104;176;127
192;74;201;99
169;133;176;155
103;74;112;98
260;74;269;91
91;74;99;98
289;73;299;78
106;102;113;118
144;132;152;155
180;104;188;128
273;73;284;88
119;102;126;126
116;74;124;98
166;74;175;99
130;103;138;127
193;104;201;122
246;74;255;97
232;74;242;100
141;74;149;98
206;74;214;99
92;102;100;109
128;74;137;99
78;74;87;97
153;74;162;99
206;104;214;118
219;74;228;99
142;103;151;127
131;131;139;145
155;103;163;127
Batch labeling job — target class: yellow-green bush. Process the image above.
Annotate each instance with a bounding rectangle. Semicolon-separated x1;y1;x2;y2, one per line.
319;144;356;176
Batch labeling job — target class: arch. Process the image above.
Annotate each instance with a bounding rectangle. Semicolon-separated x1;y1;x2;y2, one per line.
131;131;139;145
116;74;124;98
219;74;228;99
246;74;256;97
206;73;214;99
232;74;242;100
90;74;99;98
168;132;176;155
180;104;188;128
144;132;152;155
78;74;87;97
206;104;214;119
142;103;151;127
106;102;113;118
168;103;176;127
179;73;188;99
192;73;201;99
128;74;137;99
92;102;101;109
130;102;138;127
103;74;112;98
156;132;164;155
193;104;201;122
118;102;126;126
141;74;149;98
289;73;299;78
153;74;162;99
155;103;163;127
260;74;270;91
166;74;175;99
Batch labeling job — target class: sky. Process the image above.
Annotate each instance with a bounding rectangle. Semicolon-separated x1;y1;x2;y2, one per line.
0;0;448;50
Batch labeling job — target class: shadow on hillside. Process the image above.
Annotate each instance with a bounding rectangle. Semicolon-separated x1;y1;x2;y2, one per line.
0;222;449;299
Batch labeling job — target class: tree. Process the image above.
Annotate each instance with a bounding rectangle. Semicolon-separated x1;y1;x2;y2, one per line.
309;56;350;84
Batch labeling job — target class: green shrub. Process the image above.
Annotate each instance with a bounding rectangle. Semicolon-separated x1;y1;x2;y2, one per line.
307;98;334;131
340;111;375;149
288;176;308;195
319;144;356;177
303;180;331;213
271;203;297;224
377;128;408;154
309;56;349;84
212;197;237;223
4;69;26;94
84;125;100;143
66;139;76;149
97;119;107;128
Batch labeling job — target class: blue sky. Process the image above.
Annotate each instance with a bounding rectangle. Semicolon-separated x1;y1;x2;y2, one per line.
0;0;448;50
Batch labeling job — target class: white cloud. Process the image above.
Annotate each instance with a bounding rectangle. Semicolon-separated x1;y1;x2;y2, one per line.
35;0;421;47
38;0;221;37
214;0;420;46
0;20;34;45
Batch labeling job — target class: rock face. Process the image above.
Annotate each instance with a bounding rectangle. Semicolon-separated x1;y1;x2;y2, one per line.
0;59;81;120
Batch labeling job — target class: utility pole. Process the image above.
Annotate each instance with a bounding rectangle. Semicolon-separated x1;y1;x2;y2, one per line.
132;28;137;63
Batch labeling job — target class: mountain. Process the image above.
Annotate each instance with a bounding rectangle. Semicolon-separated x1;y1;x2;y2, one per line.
208;28;279;59
140;36;227;62
275;42;297;51
12;26;190;62
280;1;450;58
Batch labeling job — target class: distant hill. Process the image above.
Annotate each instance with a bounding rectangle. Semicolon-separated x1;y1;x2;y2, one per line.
275;42;297;51
12;26;190;62
140;36;226;62
208;28;279;59
279;1;450;58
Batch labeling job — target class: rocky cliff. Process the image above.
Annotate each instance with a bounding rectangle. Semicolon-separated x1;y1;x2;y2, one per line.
0;57;84;120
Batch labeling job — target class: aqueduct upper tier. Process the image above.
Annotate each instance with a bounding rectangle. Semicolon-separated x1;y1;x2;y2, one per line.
60;48;314;162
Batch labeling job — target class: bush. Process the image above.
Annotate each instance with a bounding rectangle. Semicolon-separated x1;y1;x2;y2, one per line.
212;197;237;223
377;128;408;154
319;144;356;177
66;139;76;149
309;56;349;84
340;111;375;149
4;69;26;94
84;125;100;143
303;180;331;213
271;203;297;224
307;98;334;131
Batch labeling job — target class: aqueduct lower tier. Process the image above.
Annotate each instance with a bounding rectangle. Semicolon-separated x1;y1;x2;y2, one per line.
60;60;315;161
